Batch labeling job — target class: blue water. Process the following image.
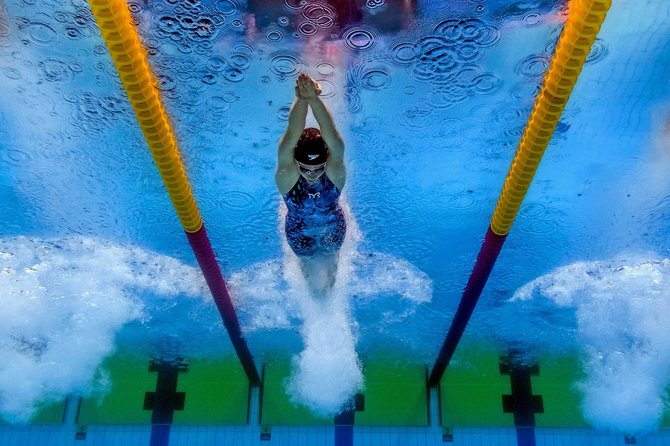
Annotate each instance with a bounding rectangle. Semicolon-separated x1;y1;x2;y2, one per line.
1;0;670;440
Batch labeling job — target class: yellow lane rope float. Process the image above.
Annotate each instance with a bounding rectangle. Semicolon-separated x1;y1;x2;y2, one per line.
490;0;612;236
88;0;203;233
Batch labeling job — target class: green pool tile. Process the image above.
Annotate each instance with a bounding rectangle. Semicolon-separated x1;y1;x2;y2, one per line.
533;356;589;428
355;362;428;426
77;353;154;425
30;401;66;424
260;359;332;426
172;358;249;425
440;348;514;429
662;403;670;428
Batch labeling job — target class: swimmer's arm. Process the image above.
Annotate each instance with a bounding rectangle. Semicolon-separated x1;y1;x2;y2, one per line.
307;96;344;161
276;97;307;192
308;95;346;188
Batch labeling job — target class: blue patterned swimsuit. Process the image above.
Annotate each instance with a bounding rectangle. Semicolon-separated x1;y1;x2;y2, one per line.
283;175;346;257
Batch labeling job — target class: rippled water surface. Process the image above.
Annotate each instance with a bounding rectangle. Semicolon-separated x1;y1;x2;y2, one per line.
1;0;670;426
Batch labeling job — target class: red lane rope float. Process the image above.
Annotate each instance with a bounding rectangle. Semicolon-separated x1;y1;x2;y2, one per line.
88;0;260;385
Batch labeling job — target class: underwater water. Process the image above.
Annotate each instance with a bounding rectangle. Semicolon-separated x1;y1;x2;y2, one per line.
0;0;669;436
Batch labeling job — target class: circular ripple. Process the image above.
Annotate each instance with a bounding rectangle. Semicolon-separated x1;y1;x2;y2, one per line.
366;0;385;8
509;80;541;100
434;18;500;47
221;92;240;103
69;62;83;73
517;203;563;236
316;62;334;75
3;68;21;80
180;16;198;30
156;74;176;91
99;96;124;114
206;96;232;111
414;36;459;82
192;17;216;39
200;72;217;85
284;0;304;9
454;63;481;85
472;73;502;94
455;42;482;63
276;106;290;121
390;42;417;65
215;0;239;15
278;16;290;26
302;4;335;28
316;79;336;98
492;107;526;124
65;27;82;39
26;22;57;45
429;84;468;109
38;59;74;82
219;190;255;209
342;27;378;51
586;39;609;64
434;19;462;40
270;53;303;78
127;0;142;13
298;22;318;36
362;69;391;91
516;55;551;77
207;56;228;71
266;29;283;41
443;190;476;209
222;152;261;171
234;43;254;57
157;15;181;34
1;148;31;166
222;66;243;82
523;12;542;26
345;90;362;113
229;53;251;70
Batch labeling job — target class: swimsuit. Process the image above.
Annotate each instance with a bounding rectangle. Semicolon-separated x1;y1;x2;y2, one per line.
283;175;346;257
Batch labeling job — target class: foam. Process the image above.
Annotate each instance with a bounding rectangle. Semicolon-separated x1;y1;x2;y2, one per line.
512;256;670;433
0;236;207;423
229;251;432;334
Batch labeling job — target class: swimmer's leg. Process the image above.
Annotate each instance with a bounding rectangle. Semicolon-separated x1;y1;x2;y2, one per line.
301;220;346;298
300;253;338;299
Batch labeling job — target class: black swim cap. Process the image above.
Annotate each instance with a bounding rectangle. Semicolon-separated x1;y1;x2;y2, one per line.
295;128;328;165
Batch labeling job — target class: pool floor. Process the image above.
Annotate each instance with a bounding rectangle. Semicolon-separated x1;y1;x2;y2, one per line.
2;388;670;446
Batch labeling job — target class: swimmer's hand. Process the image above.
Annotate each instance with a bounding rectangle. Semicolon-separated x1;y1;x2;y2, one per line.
295;73;321;100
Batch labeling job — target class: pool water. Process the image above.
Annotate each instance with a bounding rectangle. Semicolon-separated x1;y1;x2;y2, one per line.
1;0;669;444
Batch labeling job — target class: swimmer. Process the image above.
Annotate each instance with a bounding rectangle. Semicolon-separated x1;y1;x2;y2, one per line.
275;73;346;297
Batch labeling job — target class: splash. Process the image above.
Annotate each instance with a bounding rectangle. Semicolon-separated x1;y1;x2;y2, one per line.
512;256;670;433
0;236;207;423
229;203;432;415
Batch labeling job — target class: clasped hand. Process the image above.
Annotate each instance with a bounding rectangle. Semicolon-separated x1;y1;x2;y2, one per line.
295;73;322;100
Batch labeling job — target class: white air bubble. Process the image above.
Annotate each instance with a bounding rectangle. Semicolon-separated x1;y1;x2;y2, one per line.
0;237;207;423
512;257;670;433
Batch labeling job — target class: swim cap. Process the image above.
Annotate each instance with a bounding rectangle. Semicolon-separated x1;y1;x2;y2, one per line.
295;127;328;165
